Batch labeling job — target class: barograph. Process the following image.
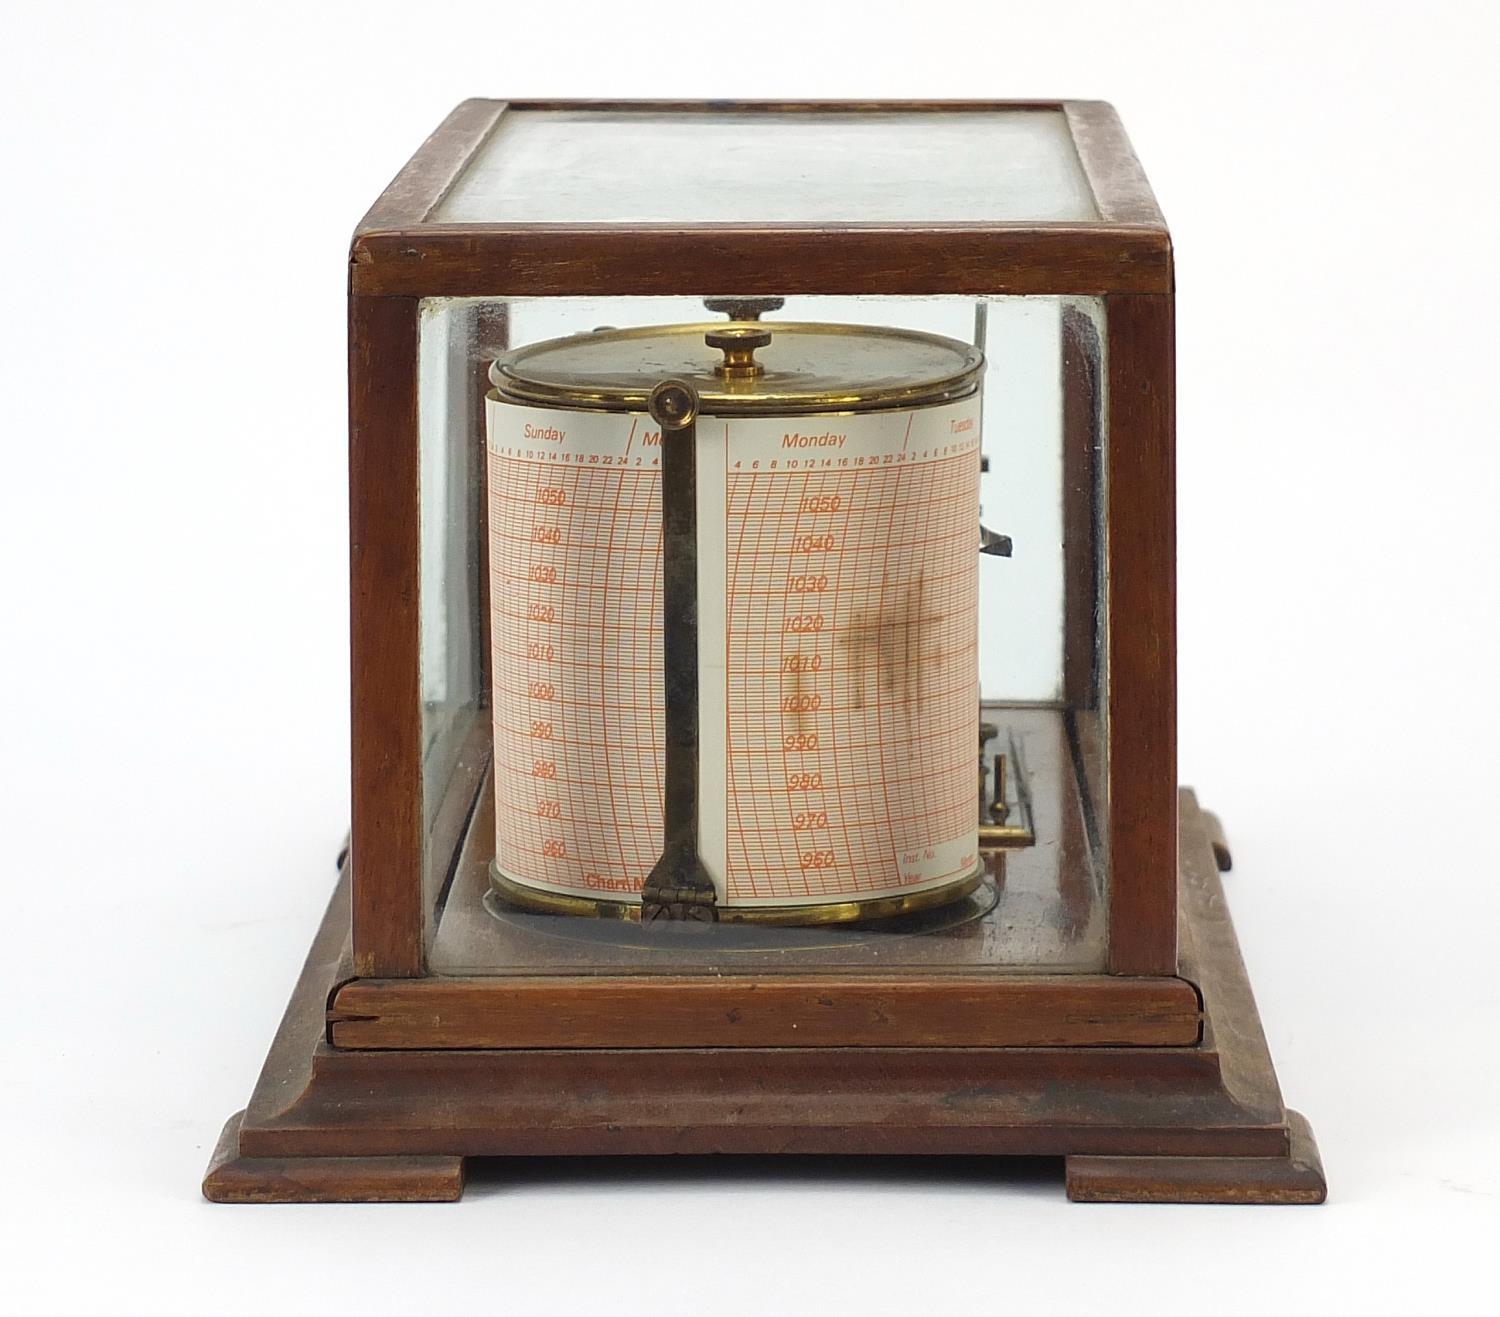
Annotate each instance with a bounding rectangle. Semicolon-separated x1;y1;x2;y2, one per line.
205;100;1324;1205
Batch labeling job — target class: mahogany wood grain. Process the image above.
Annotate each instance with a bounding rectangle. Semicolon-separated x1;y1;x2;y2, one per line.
206;791;1322;1202
203;1113;463;1204
350;226;1172;298
1176;790;1284;1120
328;973;1201;1050
1104;293;1178;975
348;294;424;977
357;98;507;231
246;1047;1289;1163
1063;101;1169;228
1067;1111;1325;1204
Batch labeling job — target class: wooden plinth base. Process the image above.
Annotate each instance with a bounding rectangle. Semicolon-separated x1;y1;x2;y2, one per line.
205;790;1324;1205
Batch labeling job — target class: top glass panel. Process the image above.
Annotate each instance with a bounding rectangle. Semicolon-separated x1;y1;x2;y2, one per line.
432;109;1099;225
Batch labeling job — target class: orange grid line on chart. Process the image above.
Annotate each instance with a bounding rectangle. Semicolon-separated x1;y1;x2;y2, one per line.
489;451;664;896
725;437;979;903
490;414;979;907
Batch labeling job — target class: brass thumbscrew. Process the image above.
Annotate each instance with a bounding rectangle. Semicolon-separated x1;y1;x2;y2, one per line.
705;325;772;379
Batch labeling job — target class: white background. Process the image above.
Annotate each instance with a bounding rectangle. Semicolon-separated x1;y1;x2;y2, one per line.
3;2;1496;1313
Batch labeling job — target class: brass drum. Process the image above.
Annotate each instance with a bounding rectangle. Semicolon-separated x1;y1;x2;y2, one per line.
485;320;985;923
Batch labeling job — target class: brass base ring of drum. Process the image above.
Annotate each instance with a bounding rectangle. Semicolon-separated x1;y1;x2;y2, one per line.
487;862;985;928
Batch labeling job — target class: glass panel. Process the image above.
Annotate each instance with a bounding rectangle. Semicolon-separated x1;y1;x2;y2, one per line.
417;294;1107;969
433;109;1098;225
416;300;496;923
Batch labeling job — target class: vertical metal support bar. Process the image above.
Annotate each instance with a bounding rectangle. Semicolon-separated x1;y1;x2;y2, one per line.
641;380;717;921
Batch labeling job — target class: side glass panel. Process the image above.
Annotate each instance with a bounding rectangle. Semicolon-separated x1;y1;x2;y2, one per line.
416;300;501;930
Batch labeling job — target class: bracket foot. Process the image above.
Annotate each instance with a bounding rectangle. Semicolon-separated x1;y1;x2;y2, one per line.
1065;1111;1325;1204
202;1113;465;1204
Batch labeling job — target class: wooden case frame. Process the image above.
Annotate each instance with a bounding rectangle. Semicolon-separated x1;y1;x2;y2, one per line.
350;98;1175;982
207;100;1322;1205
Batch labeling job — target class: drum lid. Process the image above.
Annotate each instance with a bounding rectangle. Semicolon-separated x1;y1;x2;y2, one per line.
489;321;983;415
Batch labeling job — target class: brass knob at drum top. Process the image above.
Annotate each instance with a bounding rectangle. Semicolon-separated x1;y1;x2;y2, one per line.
705;325;772;378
